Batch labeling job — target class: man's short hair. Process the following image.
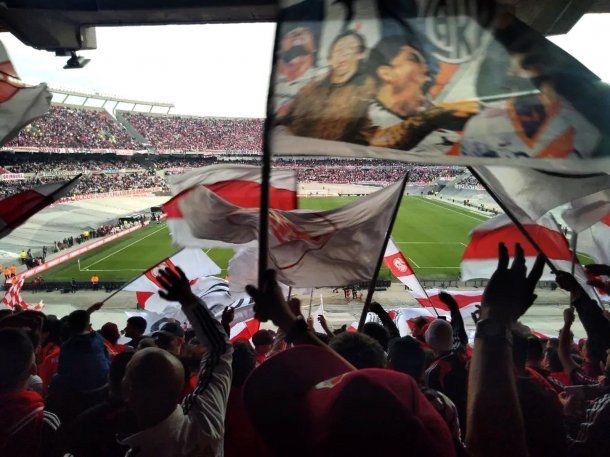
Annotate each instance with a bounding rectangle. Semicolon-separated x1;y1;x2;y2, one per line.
526;336;544;362
252;330;274;348
329;332;386;369
0;328;34;391
127;316;147;334
67;310;90;335
362;322;390;351
388;336;426;380
425;319;453;353
232;341;256;387
367;33;437;80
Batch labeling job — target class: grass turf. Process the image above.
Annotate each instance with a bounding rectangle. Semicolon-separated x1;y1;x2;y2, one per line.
38;196;489;283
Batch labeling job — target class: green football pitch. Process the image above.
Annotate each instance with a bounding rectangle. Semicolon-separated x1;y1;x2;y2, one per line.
37;196;490;284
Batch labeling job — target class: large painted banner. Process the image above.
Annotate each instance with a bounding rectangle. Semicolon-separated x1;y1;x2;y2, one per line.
269;0;610;172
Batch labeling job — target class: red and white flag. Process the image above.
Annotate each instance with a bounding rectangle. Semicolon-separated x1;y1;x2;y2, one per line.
416;289;483;320
0;277;42;311
164;165;297;248
587;213;610;265
461;213;573;281
473;166;610;224
124;248;221;313
169;178;405;287
0;177;80;238
229;318;261;342
383;238;430;305
0;40;51;147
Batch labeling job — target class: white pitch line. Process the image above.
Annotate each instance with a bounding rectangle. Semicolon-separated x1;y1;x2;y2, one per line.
82;226;167;270
416;197;489;222
414;266;461;269
407;256;420;268
395;241;465;245
81;268;149;272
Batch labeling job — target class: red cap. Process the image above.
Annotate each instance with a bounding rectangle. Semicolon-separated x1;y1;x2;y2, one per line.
244;345;455;457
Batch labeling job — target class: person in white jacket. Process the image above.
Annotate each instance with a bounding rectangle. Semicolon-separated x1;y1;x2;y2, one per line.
120;266;233;457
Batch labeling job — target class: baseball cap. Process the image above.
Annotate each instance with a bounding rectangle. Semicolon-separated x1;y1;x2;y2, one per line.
152;322;185;340
243;345;455;457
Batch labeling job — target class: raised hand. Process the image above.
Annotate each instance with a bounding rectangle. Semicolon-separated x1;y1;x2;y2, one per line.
471;304;481;324
563;307;575;328
246;269;297;331
555;271;582;293
584;264;610;277
439;291;459;312
221;306;235;327
157;267;195;303
481;243;544;325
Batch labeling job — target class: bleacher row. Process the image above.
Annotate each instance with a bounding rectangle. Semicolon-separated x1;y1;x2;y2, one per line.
6;105;264;153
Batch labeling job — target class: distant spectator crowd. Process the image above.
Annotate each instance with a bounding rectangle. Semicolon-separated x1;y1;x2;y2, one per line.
120;112;264;153
7;107;141;151
0;152;470;198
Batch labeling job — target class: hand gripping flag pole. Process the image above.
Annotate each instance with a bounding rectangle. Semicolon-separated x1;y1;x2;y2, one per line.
357;173;409;331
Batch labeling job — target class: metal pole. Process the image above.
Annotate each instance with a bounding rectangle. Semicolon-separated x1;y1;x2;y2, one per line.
358;173;409;331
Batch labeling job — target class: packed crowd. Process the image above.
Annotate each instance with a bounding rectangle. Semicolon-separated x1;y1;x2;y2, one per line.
1;245;609;457
6;107;141;151
120;112;264;153
0;152;469;195
0;172;167;199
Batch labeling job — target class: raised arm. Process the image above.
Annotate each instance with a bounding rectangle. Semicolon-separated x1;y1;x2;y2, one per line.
556;271;610;365
369;302;400;340
558;307;580;374
466;243;544;457
157;267;232;448
439;292;468;349
246;270;354;370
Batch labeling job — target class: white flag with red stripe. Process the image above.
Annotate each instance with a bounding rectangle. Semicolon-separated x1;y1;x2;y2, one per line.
472;166;610;224
587;214;610;265
461;213;573;281
0;177;80;238
124;248;221;312
168;178;405;287
164;165;297;248
0;40;51;147
416;289;483;320
383;238;430;305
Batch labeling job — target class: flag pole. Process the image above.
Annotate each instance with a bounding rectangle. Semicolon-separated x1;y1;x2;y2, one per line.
308;288;314;318
257;23;283;290
468;167;558;273
358;173;409;331
570;232;578;276
96;247;186;307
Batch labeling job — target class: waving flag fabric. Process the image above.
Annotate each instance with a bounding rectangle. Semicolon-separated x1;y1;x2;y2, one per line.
269;0;610;172
472;166;610;225
0;40;51;147
164;165;297;248
169;178;405;287
416;289;483;320
461;213;573;281
0;277;43;311
383;238;430;306
123;249;221;312
563;191;610;234
0;177;80;238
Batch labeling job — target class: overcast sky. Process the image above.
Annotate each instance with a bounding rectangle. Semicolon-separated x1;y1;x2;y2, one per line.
1;14;608;118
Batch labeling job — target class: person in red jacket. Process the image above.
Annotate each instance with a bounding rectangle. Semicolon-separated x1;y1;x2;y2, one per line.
0;328;60;457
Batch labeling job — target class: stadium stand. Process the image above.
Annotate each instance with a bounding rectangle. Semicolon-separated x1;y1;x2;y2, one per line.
6;106;141;151
120;111;264;153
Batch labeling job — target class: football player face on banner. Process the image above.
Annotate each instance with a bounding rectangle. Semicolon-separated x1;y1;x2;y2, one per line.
270;0;610;172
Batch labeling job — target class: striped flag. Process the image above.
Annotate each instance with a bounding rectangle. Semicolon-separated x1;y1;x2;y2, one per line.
383;238;431;306
416;289;483;320
168;178;406;287
0;40;51;146
461;213;573;281
164;165;297;248
0;177;80;238
0;277;42;311
123;249;221;312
